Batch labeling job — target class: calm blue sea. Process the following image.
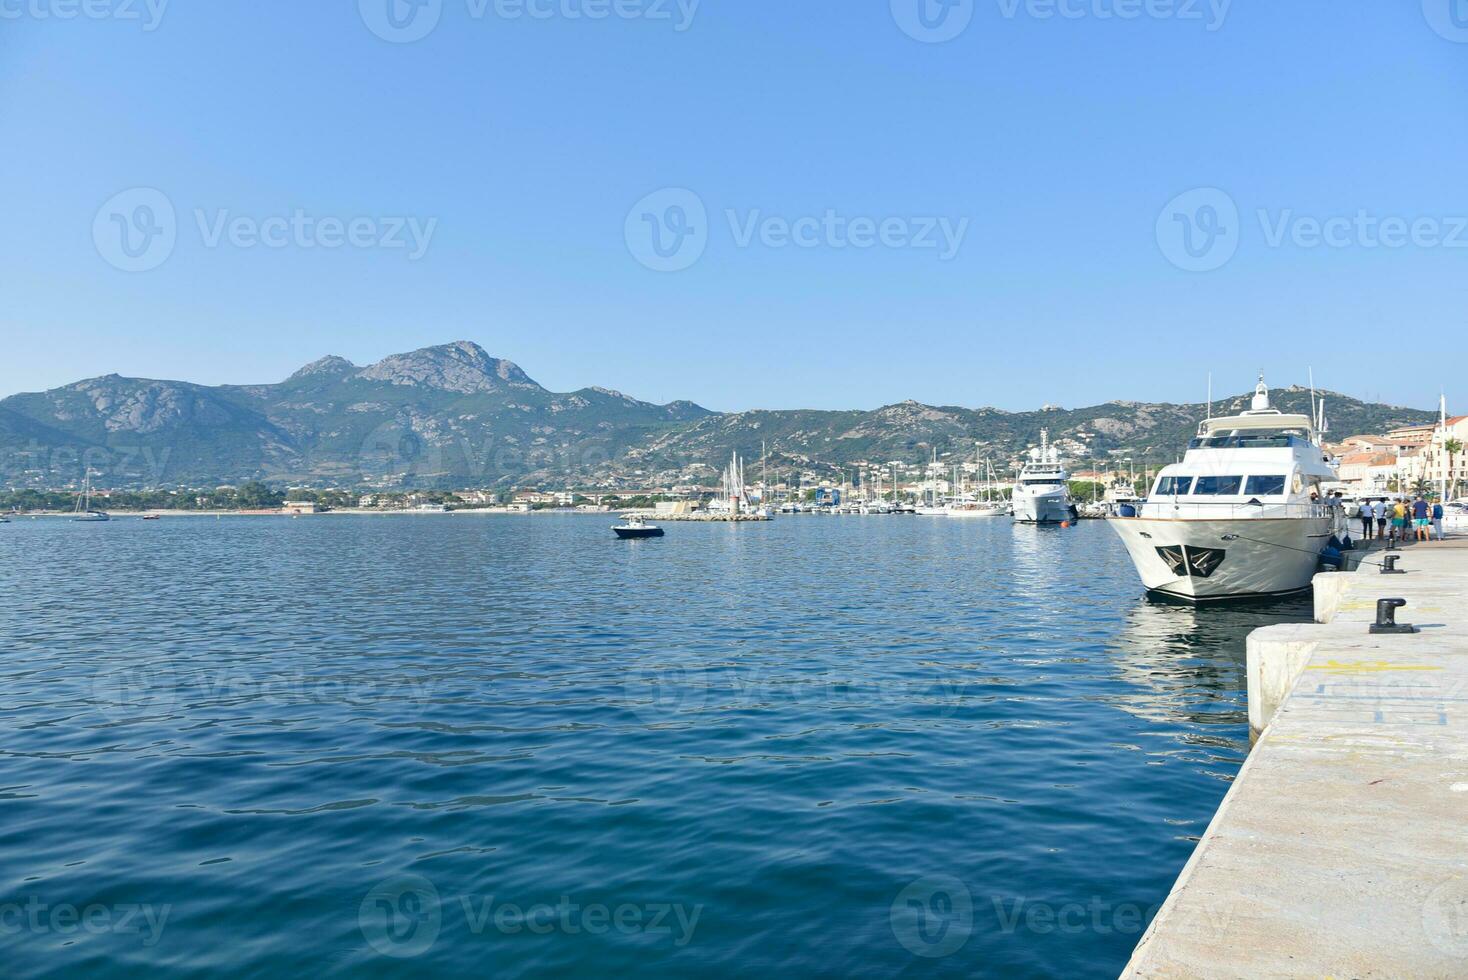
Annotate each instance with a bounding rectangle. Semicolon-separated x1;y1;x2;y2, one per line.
0;514;1310;978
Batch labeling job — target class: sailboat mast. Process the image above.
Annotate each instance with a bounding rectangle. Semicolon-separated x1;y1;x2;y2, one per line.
1441;393;1450;504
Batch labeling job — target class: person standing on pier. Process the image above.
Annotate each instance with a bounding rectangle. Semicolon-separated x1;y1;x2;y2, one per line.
1413;495;1431;542
1433;499;1446;541
1359;499;1374;540
1374;498;1388;540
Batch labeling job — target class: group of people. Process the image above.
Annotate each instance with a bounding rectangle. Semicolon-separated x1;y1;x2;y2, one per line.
1354;496;1447;543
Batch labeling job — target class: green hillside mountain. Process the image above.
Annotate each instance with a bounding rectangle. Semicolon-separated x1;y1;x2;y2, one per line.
0;343;1436;489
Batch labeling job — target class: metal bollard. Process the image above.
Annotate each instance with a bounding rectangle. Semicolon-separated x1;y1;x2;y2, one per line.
1369;598;1418;635
1380;555;1404;574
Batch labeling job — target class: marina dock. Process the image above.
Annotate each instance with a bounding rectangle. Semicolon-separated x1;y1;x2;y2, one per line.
1124;535;1468;976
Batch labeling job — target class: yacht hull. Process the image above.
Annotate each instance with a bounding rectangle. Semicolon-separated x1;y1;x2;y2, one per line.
1012;490;1074;524
1107;515;1334;602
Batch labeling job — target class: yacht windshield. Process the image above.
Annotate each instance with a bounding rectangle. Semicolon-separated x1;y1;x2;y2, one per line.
1187;432;1308;449
1193;475;1243;495
1244;475;1287;496
1154;476;1192;495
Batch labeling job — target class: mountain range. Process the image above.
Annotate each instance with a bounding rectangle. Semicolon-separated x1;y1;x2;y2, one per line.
0;341;1438;489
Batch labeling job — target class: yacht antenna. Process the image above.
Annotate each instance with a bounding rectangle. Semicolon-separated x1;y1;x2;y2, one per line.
1206;373;1212;421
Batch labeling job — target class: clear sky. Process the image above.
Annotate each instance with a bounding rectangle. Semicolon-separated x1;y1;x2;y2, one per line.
2;1;1465;413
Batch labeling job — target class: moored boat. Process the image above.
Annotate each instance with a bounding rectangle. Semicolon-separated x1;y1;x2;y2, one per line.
72;472;110;522
1108;376;1345;603
1012;429;1076;524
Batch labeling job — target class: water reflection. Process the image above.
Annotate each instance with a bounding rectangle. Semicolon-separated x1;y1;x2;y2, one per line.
1106;593;1313;728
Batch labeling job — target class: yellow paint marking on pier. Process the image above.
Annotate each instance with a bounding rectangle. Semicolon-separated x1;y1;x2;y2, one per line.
1304;660;1443;675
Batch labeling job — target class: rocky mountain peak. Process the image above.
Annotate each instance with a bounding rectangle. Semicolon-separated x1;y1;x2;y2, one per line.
289;355;357;380
354;341;539;393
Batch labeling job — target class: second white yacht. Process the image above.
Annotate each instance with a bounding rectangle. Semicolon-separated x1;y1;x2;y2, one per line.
1011;429;1076;524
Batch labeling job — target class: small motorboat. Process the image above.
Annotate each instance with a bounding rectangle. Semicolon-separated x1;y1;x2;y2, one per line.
613;514;664;539
141;514;161;521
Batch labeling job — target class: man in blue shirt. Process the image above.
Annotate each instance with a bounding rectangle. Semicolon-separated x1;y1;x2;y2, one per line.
1413;496;1431;542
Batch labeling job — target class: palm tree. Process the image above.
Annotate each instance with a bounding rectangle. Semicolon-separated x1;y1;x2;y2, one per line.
1446;437;1463;499
1411;477;1433;500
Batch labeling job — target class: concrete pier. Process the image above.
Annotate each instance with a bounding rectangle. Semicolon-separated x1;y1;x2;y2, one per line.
1123;534;1468;977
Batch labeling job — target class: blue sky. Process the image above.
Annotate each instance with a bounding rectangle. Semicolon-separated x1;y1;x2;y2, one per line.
2;1;1465;413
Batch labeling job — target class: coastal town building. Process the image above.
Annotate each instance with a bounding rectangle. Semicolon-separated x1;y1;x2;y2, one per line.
1334;450;1399;491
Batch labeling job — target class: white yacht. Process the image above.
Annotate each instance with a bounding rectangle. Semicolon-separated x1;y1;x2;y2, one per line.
1108;376;1344;603
1011;429;1075;524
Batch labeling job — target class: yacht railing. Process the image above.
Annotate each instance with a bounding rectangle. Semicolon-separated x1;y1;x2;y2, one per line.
1134;500;1336;521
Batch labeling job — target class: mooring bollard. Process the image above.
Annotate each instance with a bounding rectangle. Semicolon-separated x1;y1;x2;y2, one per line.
1380;555;1403;574
1369;597;1418;635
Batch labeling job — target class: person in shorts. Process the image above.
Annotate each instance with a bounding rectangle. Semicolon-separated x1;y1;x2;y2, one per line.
1374;498;1388;539
1413;496;1431;542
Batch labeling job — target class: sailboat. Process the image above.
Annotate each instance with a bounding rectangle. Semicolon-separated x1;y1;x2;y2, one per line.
947;452;1008;516
915;448;948;515
72;471;110;522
